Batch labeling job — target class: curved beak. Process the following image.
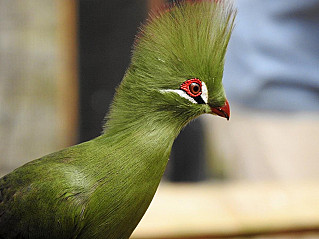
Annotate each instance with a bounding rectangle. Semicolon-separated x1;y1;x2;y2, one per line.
210;99;230;120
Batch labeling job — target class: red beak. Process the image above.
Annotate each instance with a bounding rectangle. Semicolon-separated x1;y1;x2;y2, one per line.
210;99;230;120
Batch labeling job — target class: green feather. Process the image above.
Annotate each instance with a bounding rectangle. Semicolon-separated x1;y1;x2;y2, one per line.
0;1;236;238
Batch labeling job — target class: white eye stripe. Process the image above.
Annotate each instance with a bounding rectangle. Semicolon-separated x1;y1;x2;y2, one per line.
160;81;209;104
160;89;197;104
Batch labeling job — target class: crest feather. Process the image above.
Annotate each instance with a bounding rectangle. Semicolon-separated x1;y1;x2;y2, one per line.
130;0;236;92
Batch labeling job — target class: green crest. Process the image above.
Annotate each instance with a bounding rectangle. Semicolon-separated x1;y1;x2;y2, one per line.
106;0;236;131
130;0;236;102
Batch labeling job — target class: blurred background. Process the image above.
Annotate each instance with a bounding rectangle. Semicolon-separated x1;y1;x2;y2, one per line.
0;0;319;238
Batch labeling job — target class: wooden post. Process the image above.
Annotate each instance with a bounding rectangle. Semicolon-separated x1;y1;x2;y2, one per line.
56;0;78;147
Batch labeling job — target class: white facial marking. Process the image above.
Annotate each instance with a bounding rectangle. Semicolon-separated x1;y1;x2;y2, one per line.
160;89;197;104
201;81;208;104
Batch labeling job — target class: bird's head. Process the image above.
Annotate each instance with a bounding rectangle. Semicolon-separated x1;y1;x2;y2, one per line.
107;0;235;130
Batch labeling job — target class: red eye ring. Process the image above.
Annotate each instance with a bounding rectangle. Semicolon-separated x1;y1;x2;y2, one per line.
180;78;202;97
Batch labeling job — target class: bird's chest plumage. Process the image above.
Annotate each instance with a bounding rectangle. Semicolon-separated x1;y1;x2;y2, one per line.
77;144;170;239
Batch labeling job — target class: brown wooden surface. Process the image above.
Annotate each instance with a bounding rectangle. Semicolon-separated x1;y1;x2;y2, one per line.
132;182;319;239
56;0;78;147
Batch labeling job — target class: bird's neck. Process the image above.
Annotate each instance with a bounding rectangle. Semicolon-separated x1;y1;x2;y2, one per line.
100;103;182;162
72;95;182;238
100;75;186;158
93;81;186;173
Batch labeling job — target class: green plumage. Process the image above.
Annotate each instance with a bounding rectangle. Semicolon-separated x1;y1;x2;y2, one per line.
0;1;235;238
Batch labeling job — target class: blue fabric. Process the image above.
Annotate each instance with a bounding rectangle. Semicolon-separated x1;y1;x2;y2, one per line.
224;0;319;111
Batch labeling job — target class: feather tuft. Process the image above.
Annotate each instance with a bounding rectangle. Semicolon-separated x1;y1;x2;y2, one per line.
130;0;236;98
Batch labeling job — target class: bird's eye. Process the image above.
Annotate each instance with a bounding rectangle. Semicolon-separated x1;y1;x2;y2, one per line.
180;78;202;98
189;83;201;95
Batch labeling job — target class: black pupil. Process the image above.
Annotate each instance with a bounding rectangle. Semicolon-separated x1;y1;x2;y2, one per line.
191;83;200;94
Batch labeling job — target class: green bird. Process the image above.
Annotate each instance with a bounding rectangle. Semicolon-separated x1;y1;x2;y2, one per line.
0;1;235;238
